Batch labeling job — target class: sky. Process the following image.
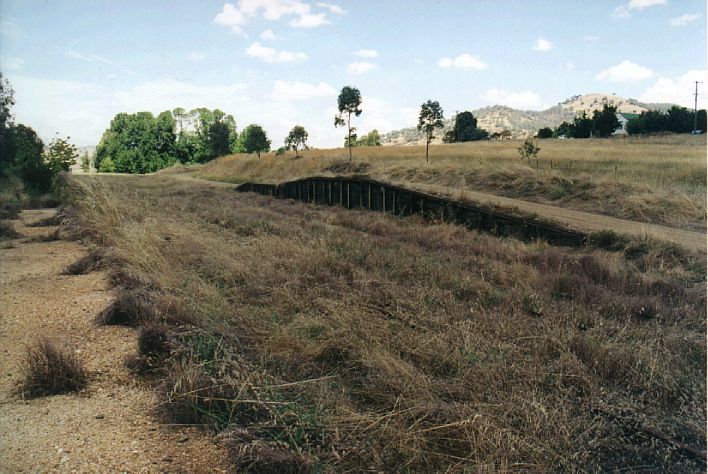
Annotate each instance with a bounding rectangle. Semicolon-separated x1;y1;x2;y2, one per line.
0;0;706;148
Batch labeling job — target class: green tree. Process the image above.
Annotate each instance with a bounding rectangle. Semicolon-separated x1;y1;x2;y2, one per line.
285;125;308;158
453;111;478;142
697;109;707;133
537;127;553;139
45;136;78;174
570;112;593;138
80;151;91;172
417;100;444;163
98;155;116;172
95;111;178;173
12;124;52;192
240;124;271;158
591;105;620;137
554;121;573;138
0;73;16;172
665;106;693;133
334;86;362;162
360;129;381;146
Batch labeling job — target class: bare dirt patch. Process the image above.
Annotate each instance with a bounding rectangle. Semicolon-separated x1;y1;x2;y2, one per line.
0;209;227;472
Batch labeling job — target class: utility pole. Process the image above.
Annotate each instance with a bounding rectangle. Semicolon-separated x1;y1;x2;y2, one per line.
693;81;702;133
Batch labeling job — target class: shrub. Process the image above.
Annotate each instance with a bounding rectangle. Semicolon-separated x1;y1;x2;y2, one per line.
19;337;88;398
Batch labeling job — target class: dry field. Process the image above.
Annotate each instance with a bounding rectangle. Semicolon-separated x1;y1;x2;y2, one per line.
197;135;707;231
63;172;706;471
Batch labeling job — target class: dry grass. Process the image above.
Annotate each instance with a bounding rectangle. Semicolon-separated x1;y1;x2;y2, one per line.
67;173;706;471
195;135;707;230
19;337;88;398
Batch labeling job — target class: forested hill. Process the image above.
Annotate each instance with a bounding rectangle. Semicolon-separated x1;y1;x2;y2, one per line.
382;93;677;145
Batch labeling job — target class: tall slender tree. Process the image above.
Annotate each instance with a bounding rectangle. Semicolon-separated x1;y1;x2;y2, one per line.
334;86;362;162
417;100;444;163
285;125;308;158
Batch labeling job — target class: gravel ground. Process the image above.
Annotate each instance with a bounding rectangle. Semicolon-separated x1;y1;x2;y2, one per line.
0;209;228;473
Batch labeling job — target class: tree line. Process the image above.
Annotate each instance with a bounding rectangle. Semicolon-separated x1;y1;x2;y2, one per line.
537;104;707;139
0;74;78;194
625;106;706;135
94;108;275;173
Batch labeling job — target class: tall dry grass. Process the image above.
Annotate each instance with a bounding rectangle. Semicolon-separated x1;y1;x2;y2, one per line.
195;135;707;230
68;173;706;471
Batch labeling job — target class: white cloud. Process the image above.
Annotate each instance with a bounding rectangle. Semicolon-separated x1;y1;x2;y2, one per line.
670;13;700;26
480;89;543;110
1;57;25;70
639;70;708;108
64;49;114;64
245;42;308;63
596;60;653;82
583;35;599;41
628;0;666;8
239;0;309;20
260;28;277;40
352;49;378;58
216;0;331;32
187;52;206;61
612;0;666;18
348;61;377;75
270;80;336;100
316;2;346;14
214;2;247;34
532;37;554;52
289;12;330;27
437;53;487;70
562;62;575;71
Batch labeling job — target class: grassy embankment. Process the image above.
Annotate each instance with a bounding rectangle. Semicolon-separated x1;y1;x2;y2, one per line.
64;173;706;471
197;135;707;231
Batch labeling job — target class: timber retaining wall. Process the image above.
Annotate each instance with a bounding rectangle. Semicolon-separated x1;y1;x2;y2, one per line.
236;176;586;246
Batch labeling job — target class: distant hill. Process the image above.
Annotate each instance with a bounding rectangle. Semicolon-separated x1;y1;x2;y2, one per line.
381;93;678;145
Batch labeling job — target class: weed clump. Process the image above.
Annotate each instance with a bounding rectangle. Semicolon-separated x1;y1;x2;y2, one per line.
587;230;630;251
19;337;88;398
96;290;154;326
0;221;20;240
63;250;106;275
25;212;63;227
224;429;312;474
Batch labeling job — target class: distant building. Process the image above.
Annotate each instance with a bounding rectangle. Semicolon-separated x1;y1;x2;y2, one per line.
613;113;641;135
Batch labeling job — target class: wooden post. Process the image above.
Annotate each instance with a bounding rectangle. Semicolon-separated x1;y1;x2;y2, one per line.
339;180;343;205
329;181;332;205
392;190;396;214
382;187;386;212
346;182;350;208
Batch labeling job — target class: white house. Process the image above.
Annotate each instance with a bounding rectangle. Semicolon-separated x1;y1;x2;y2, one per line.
613;113;641;135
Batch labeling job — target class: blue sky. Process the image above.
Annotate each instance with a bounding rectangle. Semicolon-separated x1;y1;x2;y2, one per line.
0;0;705;148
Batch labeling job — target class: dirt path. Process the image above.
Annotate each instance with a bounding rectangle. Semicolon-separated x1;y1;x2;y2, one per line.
89;172;707;252
446;185;707;252
0;210;227;473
